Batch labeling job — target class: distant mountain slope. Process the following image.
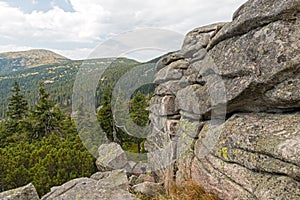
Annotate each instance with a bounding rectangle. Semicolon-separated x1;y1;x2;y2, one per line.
0;53;142;117
0;49;167;118
0;49;69;73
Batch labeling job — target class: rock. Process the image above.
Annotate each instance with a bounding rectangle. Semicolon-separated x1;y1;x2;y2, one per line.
132;182;164;197
175;150;194;185
96;142;128;172
42;170;139;200
207;0;300;50
168;59;189;69
154;66;183;84
176;84;210;116
148;0;300;199
90;170;129;190
131;162;151;174
155;52;184;72
129;174;156;186
149;95;179;116
192;113;300;200
182;22;226;51
209;19;300;113
0;183;39;200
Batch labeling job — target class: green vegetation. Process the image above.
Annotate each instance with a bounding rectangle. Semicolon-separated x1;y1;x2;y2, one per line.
0;51;162;196
0;82;97;197
97;88;151;154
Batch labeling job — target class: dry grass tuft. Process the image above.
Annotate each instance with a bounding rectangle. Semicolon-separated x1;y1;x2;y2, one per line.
151;180;218;200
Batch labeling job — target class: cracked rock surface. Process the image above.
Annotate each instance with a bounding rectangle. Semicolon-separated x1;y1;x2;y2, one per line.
148;0;300;199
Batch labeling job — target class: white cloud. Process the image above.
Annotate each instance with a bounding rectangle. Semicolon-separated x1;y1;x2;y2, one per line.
53;47;93;60
0;44;33;53
0;0;247;59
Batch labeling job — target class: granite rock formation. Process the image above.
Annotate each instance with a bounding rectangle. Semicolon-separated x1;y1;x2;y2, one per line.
148;0;300;199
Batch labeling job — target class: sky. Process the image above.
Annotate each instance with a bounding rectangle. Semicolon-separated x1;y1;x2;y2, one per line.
0;0;247;61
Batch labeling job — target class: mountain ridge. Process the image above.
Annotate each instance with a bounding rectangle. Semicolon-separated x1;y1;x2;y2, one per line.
0;49;69;73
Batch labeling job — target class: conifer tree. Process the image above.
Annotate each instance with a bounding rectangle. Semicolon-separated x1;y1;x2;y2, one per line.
30;82;60;138
6;81;28;123
0;81;29;146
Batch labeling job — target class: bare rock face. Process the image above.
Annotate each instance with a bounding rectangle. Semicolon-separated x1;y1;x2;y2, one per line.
192;113;300;200
149;0;300;199
0;183;40;200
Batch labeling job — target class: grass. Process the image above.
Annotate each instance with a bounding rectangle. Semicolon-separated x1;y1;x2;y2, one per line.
134;180;218;200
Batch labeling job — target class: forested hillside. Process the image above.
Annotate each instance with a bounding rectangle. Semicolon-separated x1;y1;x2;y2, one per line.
0;53;141;118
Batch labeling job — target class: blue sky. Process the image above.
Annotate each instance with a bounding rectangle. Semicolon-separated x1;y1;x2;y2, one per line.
1;0;74;13
0;0;247;60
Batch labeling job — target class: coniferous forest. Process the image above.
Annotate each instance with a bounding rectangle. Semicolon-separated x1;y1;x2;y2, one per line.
0;55;155;196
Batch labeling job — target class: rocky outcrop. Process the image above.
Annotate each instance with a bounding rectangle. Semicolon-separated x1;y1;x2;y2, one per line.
41;170;139;200
38;143;161;200
0;183;39;200
96;142;151;174
149;0;300;199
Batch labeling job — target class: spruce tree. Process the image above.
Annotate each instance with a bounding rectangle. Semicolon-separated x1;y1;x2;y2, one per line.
0;81;29;146
6;81;28;122
30;82;59;138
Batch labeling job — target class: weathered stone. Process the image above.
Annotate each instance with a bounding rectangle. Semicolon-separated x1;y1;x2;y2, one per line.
90;170;129;190
175;150;194;185
153;77;189;96
207;0;300;50
0;183;39;200
168;59;189;69
176;84;210;115
192;113;300;199
96;142;128;172
209;19;300;113
129;174;156;186
155;52;184;72
132;182;164;197
41;171;139;200
182;22;226;51
177;118;204;139
149;113;167;131
265;77;300;104
149;95;179;116
148;1;300;200
131;162;151;174
144;125;171;153
154;67;183;84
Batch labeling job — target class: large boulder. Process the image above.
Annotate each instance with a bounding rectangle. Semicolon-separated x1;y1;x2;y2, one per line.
41;170;139;200
0;183;39;200
192;113;300;199
96;142;128;171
